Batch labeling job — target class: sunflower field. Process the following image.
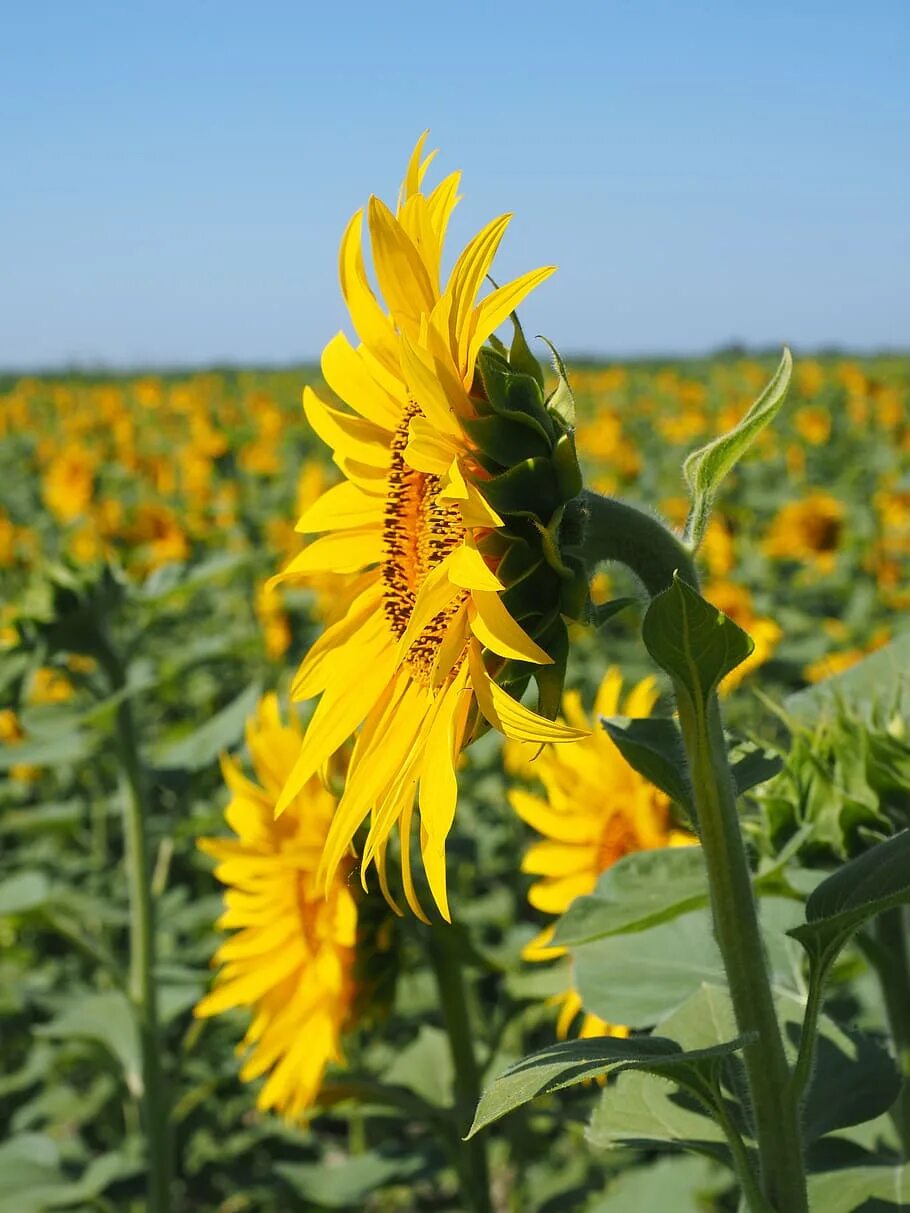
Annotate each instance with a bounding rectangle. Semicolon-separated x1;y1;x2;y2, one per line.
2;143;910;1213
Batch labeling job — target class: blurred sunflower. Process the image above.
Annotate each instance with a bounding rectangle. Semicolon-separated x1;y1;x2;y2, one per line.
762;490;844;572
195;694;358;1121
508;668;693;1039
704;580;782;694
275;135;589;920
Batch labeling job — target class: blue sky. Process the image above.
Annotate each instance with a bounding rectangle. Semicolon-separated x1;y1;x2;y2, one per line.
2;0;908;367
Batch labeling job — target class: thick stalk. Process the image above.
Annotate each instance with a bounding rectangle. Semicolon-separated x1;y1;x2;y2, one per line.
427;926;492;1213
678;695;807;1212
96;634;171;1213
582;492;807;1212
872;908;910;1155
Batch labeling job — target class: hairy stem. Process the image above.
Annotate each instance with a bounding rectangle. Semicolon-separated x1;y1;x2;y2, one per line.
583;491;808;1212
427;926;492;1213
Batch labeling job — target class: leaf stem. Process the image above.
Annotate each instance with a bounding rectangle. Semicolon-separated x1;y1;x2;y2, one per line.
710;1088;773;1213
96;630;171;1213
789;960;827;1102
427;925;493;1213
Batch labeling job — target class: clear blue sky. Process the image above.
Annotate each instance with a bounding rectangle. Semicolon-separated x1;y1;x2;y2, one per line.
2;0;908;368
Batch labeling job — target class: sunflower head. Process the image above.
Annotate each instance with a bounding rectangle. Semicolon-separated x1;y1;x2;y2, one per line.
274;136;591;922
195;694;359;1121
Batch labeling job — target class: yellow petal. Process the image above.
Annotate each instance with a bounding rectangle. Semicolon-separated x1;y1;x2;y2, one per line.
295;481;385;534
394;553;464;663
303;386;390;468
445;214;512;373
466;266;556;382
321;332;401;429
367;196;436;332
405;417;459;475
448;542;503;592
399;333;462;436
273;529;381;580
339;210;399;375
470;591;553;664
468;642;588;743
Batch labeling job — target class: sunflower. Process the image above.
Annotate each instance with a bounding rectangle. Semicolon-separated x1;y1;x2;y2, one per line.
508;668;693;1038
274;136;589;921
195;694;357;1120
762;490;844;572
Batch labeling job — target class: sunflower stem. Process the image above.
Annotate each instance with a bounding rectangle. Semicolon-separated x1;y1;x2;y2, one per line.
427;925;493;1213
95;629;171;1213
582;491;808;1213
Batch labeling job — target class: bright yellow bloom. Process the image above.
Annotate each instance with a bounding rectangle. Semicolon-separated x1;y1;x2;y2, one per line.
275;136;586;920
508;668;692;1039
42;446;96;523
793;405;831;446
195;694;357;1121
762;491;844;571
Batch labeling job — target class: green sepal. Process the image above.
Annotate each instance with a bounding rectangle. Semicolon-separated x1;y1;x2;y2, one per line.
508;311;545;389
539;335;576;427
552;430;583;500
486;535;542;589
480;458;561;519
558;555;589;621
462;414;551;465
504;374;557;440
531;618;570;722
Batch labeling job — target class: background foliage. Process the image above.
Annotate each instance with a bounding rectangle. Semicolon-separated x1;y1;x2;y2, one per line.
1;353;908;1210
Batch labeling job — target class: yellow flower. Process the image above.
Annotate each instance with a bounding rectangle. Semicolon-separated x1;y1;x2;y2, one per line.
195;694;357;1121
42;446;96;523
275;136;587;921
762;491;844;571
28;667;74;705
508;668;693;1039
793;406;831;446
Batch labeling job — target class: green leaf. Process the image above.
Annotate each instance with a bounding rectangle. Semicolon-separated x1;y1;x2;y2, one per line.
0;1136;135;1213
807;1162;910;1212
587;1156;726;1212
550;847;708;947
683;347;792;548
381;1025;454;1109
151;680;262;772
784;633;910;726
802;1025;901;1143
729;740;784;797
0;729;96;772
467;1031;748;1138
642;574;754;710
575;900;803;1026
0;871;51;916
601;715;694;816
590;596;639;627
789;830;910;965
34;990;142;1096
587;1070;728;1161
276;1150;426;1208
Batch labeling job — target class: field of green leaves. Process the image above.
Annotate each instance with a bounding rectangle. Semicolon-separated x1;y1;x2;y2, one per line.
1;353;909;1211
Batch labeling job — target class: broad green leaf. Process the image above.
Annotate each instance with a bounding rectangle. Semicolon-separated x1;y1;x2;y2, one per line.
683;347;791;548
642;574;754;711
601;716;694;816
152;681;262;772
728;741;784;797
574;900;803;1026
0;871;51;916
0;729;95;772
587;1156;726;1212
0;1135;133;1213
276;1150;426;1208
587;1070;728;1161
468;1032;748;1138
784;633;910;725
590;596;639;627
789;830;910;964
550;847;708;947
381;1025;454;1109
807;1162;910;1212
34;990;142;1096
